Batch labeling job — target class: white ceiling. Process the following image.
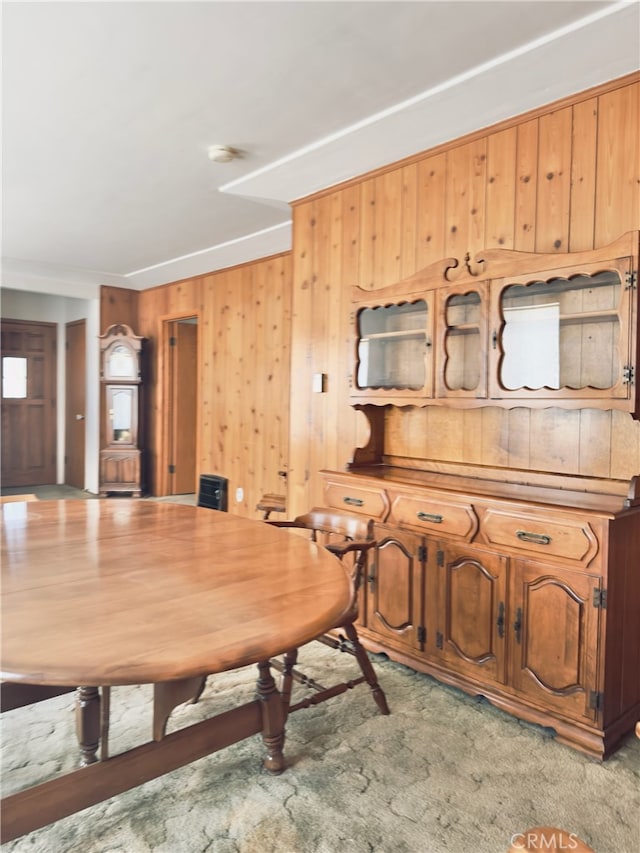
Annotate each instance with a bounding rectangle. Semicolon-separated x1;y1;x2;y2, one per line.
2;1;639;299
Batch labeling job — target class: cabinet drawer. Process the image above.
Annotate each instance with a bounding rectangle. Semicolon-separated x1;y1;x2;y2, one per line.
481;509;599;565
323;481;389;520
391;495;478;540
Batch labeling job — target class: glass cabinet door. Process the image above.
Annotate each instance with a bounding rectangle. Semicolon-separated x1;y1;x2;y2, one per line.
106;385;138;447
437;283;489;398
489;258;634;401
352;297;433;398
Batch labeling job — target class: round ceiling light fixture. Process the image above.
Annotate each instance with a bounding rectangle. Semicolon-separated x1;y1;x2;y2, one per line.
207;144;238;163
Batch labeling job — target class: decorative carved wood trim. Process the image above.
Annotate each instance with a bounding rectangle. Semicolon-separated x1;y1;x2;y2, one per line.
625;475;640;508
353;231;638;299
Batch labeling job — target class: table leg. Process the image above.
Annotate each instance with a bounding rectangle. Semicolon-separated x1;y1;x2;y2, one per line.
153;676;207;741
75;686;100;765
256;660;285;774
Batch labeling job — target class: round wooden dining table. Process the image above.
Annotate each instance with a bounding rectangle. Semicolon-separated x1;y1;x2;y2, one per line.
1;499;353;842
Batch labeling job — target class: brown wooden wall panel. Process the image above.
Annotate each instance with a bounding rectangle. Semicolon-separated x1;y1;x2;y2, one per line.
196;256;291;516
570;98;598;251
309;195;332;484
535;107;573;253
415;153;447;269
374;170;404;288
289;207;316;511
99;286;139;333
359;178;376;290
514;119;538;252
485;128;517;250
288;74;640;517
342;183;362;287
595;83;640;245
399;163;418;278
445;138;487;259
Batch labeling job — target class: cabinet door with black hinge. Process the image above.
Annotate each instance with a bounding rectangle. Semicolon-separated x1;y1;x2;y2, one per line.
364;527;426;654
509;560;601;723
435;543;508;685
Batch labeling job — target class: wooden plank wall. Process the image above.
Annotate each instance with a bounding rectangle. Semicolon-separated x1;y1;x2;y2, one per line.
199;255;291;515
119;253;292;514
288;74;640;516
99;286;139;333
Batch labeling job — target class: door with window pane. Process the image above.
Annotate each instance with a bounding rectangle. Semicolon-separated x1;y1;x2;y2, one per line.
1;320;57;487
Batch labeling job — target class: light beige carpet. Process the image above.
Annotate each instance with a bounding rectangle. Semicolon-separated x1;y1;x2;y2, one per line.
1;645;639;853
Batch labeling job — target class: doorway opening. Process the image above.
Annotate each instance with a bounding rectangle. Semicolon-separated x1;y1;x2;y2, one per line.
162;316;198;496
65;319;86;489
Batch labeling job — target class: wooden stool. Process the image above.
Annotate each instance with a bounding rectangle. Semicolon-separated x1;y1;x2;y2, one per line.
507;827;595;853
256;493;286;520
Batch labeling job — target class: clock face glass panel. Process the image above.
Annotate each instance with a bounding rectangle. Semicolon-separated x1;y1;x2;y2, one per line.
108;344;135;379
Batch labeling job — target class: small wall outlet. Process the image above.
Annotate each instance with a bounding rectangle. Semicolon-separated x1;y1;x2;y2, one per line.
235;487;244;502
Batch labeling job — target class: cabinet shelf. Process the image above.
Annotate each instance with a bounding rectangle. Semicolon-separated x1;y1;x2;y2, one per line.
361;329;426;342
558;310;619;326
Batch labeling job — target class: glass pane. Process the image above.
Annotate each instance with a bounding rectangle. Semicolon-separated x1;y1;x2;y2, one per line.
356;301;427;390
443;292;481;391
2;357;27;398
500;270;621;391
108;344;134;378
502;303;560;389
111;388;133;442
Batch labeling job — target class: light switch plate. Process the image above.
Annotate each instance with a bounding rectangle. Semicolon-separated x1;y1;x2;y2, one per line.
312;373;326;393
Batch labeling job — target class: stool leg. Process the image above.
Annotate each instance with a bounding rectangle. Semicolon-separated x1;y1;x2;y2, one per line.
342;621;390;715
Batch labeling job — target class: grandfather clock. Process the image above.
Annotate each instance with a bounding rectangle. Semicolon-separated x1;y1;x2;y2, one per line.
99;323;144;497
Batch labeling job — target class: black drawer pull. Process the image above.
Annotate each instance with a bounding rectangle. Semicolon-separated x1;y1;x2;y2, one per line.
343;496;364;507
516;529;551;546
417;511;443;524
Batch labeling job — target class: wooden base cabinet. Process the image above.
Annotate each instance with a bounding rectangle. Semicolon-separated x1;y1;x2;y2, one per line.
322;467;640;759
99;450;142;498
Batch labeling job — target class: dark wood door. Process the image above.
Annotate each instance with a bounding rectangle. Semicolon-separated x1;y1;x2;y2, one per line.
1;319;57;487
65;320;85;489
169;319;198;495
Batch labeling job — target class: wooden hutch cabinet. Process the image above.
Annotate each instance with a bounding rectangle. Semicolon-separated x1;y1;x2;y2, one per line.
327;231;640;760
99;324;144;497
350;230;639;414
